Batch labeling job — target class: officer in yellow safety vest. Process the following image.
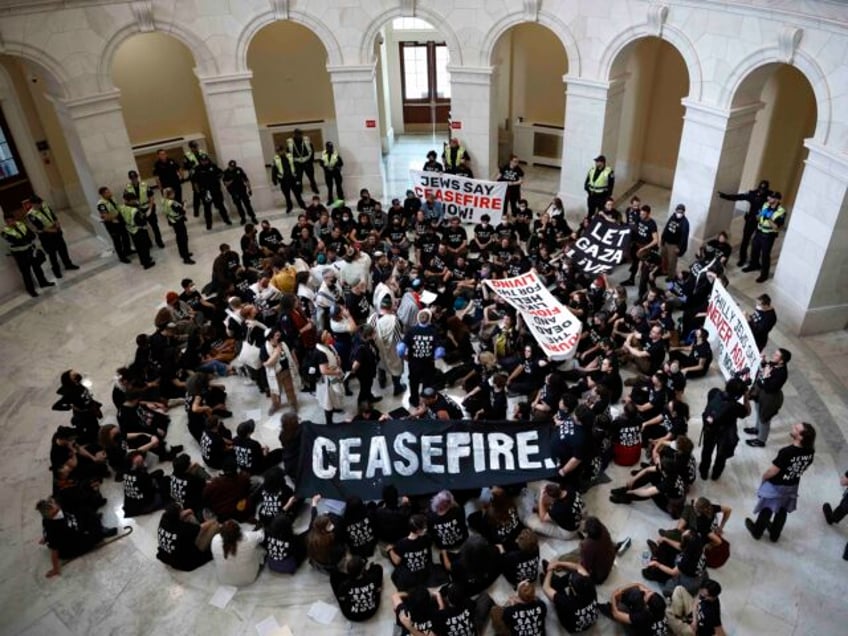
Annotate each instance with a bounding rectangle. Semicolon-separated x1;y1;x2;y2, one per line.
24;194;79;279
96;186;132;263
2;211;53;297
442;138;470;175
584;154;615;217
126;170;165;248
119;191;155;270
287;128;319;197
271;146;304;213
182;140;203;218
318;141;345;205
743;190;787;283
162;187;195;264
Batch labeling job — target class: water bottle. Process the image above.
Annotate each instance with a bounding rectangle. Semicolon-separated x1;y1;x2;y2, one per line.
642;550;651;566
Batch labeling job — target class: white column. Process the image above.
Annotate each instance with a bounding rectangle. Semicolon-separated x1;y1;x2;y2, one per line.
327;64;385;200
195;71;273;213
600;77;629;185
560;77;612;213
771;141;848;335
670;100;763;246
448;66;496;179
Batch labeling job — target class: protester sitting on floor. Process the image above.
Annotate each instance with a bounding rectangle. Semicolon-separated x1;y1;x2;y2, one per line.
306;495;345;574
156;502;217;571
541;559;599;633
427;489;469;552
210;519;265;586
490;579;547;636
122;450;167;517
202;456;252;522
330;555;384;621
599;583;669;634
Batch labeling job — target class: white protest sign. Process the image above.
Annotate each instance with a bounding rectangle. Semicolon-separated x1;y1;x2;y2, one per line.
565;217;631;275
484;271;582;360
704;280;761;380
409;170;507;224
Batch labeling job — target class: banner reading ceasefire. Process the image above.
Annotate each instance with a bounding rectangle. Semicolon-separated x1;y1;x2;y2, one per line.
484;271;582;360
410;170;507;224
704;280;762;380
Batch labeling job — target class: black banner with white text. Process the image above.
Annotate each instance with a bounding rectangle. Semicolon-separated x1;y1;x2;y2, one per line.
296;420;558;500
565;217;631;275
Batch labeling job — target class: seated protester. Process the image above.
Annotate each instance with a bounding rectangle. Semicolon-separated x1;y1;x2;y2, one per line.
578;356;623;404
468;486;525;550
538;483;585;535
278;412;302;483
642;530;706;597
542;561;599;634
627;371;669;423
51;445;108;514
388;514;438;591
232;419;270;476
662;360;688;403
490;373;508;420
610;455;686;518
184;371;230;442
156;503;217;572
412;387;464;421
394;587;440;636
531;372;567;419
442;534;502;597
49;427;109;485
306;495;346;573
649;436;697;495
200;415;234;470
668;328;713;379
265;512;307;574
500;529;540;589
168;453;209;517
666;578;725;636
491;579;547;636
373;485;413;544
202;457;253;522
211;519;265;586
427;490;469;552
99;423;161;481
612;402;643;466
641;398;690;447
461;371;493;420
572;516;617;585
433;583;479;636
622;325;667;377
330;555;384;622
342;496;377;558
255;466;297;527
122;451;167;518
36;496;118;577
601;583;669;636
658;497;732;549
551;404;595;490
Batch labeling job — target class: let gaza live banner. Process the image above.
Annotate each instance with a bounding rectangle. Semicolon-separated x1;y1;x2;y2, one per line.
410;170;507;224
484;271;582;360
296;419;558;500
565;217;631;275
704;280;762;380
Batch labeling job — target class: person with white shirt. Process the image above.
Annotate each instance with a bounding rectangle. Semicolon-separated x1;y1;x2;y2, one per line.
210;520;265;586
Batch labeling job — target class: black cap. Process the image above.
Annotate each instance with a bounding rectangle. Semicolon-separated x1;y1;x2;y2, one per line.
770;191;782;200
675;204;686;212
594;155;606;162
128;170;139;178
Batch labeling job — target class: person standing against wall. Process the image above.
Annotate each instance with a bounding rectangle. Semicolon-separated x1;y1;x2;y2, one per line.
96;187;132;263
2;211;54;297
126;170;165;249
153;148;184;205
182;140;203;218
442;138;470;175
162;187;195;264
24;195;79;279
222;160;257;226
272;146;303;214
584;155;615;218
288;128;319;198
743;191;786;283
717;179;770;268
319;141;344;205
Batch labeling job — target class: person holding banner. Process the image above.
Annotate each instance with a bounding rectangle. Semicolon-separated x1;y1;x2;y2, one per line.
746;293;777;352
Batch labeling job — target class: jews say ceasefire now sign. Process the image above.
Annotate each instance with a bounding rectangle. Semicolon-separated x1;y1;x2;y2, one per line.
410;170;507;224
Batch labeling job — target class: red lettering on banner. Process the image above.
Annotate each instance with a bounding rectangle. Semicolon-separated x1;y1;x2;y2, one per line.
707;303;733;344
527;307;561;317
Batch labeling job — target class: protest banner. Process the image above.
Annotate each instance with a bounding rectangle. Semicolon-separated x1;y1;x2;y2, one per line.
410;170;506;224
565;217;631;275
296;419;558;500
484;271;582;360
704;280;762;380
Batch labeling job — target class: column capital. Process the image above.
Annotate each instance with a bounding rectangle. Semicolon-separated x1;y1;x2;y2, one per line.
803;139;848;183
62;89;123;121
326;64;376;84
194;71;254;95
564;76;613;101
446;65;494;85
681;98;765;132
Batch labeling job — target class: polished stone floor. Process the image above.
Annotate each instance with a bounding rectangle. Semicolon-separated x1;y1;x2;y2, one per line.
1;138;847;635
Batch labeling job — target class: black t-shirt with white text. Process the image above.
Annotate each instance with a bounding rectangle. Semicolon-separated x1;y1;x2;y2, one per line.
768;445;815;486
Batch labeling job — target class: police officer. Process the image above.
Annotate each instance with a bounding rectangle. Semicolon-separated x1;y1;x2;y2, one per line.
271;146;303;213
287;128;319;197
400;308;443;408
119;191;155;269
584;154;615;217
182;140;203;218
442;138;470;175
126;170;165;248
97;186;132;263
718;179;771;268
24;195;79;278
162;187;195;264
192;153;232;230
153;148;184;204
222;159;257;225
319;141;344;205
744;191;786;283
2;211;54;297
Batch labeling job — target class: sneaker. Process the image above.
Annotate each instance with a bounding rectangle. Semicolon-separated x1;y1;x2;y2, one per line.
823;503;834;525
743;427;759;435
66;264;80;270
169;444;184;455
102;527;119;538
746;439;765;447
742;265;759;273
616;537;632;555
744;517;762;540
658;529;672;539
755;275;768;283
393;384;408;396
183;258;197;265
646;539;659;556
736;259;746;268
622;278;635;286
598;602;613;618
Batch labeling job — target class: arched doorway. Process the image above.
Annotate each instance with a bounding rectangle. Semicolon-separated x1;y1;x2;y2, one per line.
111;32;215;183
603;37;690;195
490;23;568;169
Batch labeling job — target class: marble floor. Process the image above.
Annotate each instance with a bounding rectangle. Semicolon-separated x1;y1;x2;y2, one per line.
1;139;847;635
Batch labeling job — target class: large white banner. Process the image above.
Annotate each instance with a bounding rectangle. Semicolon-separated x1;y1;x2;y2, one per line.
484;271;582;360
410;170;507;224
704;280;762;380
